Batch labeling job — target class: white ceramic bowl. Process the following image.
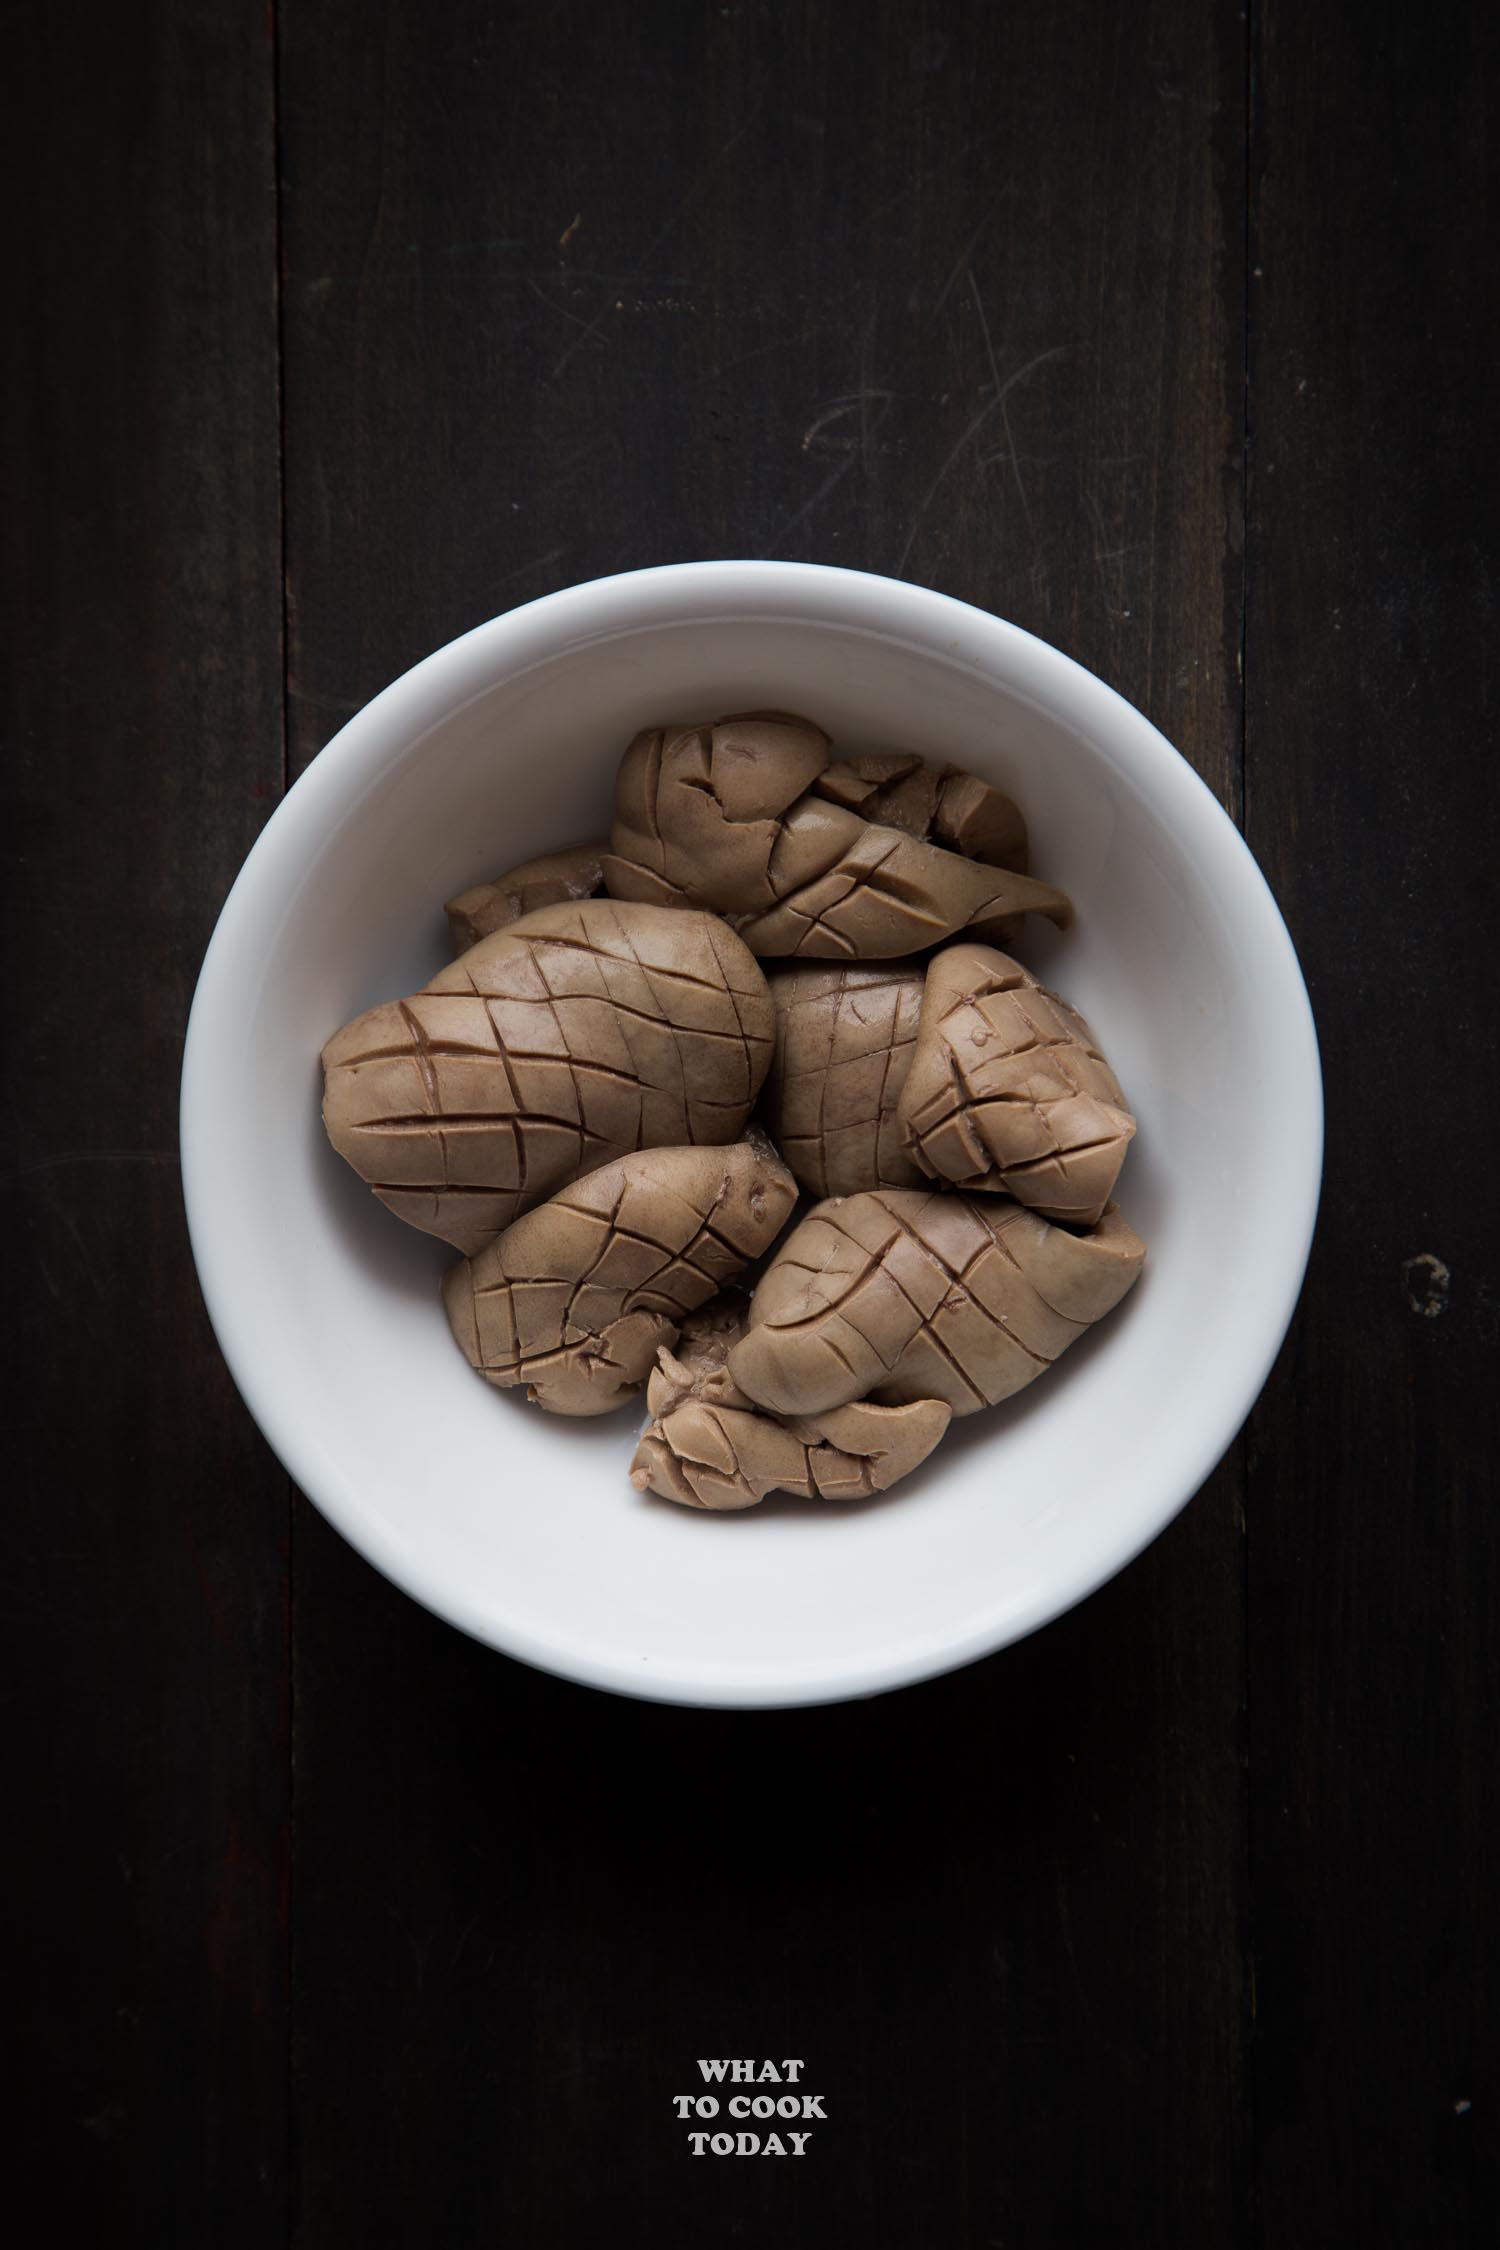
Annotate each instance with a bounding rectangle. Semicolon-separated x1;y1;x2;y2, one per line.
182;562;1320;1707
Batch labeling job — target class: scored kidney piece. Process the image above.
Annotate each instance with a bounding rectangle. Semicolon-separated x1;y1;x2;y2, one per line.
320;899;775;1256
728;1189;1145;1420
810;749;1031;938
629;1296;951;1508
761;960;927;1198
602;711;1072;958
445;840;608;954
898;944;1136;1226
442;1141;796;1416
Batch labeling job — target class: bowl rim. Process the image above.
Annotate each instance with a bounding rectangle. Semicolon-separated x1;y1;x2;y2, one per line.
181;559;1322;1708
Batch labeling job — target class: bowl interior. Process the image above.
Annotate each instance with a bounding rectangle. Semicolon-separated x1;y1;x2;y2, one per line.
184;571;1318;1705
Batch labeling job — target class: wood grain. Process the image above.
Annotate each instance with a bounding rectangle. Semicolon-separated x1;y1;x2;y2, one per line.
1245;3;1499;2240
279;3;1248;2244
16;2;1494;2241
0;2;288;2241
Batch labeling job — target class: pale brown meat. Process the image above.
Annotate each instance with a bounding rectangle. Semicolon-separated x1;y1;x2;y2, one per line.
812;752;1030;871
642;1295;753;1416
628;1295;950;1508
602;711;1071;958
445;840;608;953
602;710;832;914
442;1142;796;1416
898;944;1135;1225
761;961;926;1197
321;899;775;1256
728;1189;1145;1419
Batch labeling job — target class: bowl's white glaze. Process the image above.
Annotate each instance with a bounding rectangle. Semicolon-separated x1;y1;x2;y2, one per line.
181;563;1321;1707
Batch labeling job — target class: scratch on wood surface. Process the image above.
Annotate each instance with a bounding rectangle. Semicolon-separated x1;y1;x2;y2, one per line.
800;391;896;452
894;325;1065;575
5;1150;180;1177
932;213;995;314
549;88;768;378
290;687;363;718
757;456;862;556
488;547;568;595
17;1186;106;1297
704;325;821;380
970;272;1043;542
526;278;595;335
1082;489;1139;618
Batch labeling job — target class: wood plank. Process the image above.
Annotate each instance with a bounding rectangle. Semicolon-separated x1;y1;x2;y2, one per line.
280;3;1248;2241
1;4;289;2239
1246;3;1499;2242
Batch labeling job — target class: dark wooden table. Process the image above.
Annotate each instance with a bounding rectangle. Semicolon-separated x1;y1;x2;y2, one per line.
6;3;1496;2243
